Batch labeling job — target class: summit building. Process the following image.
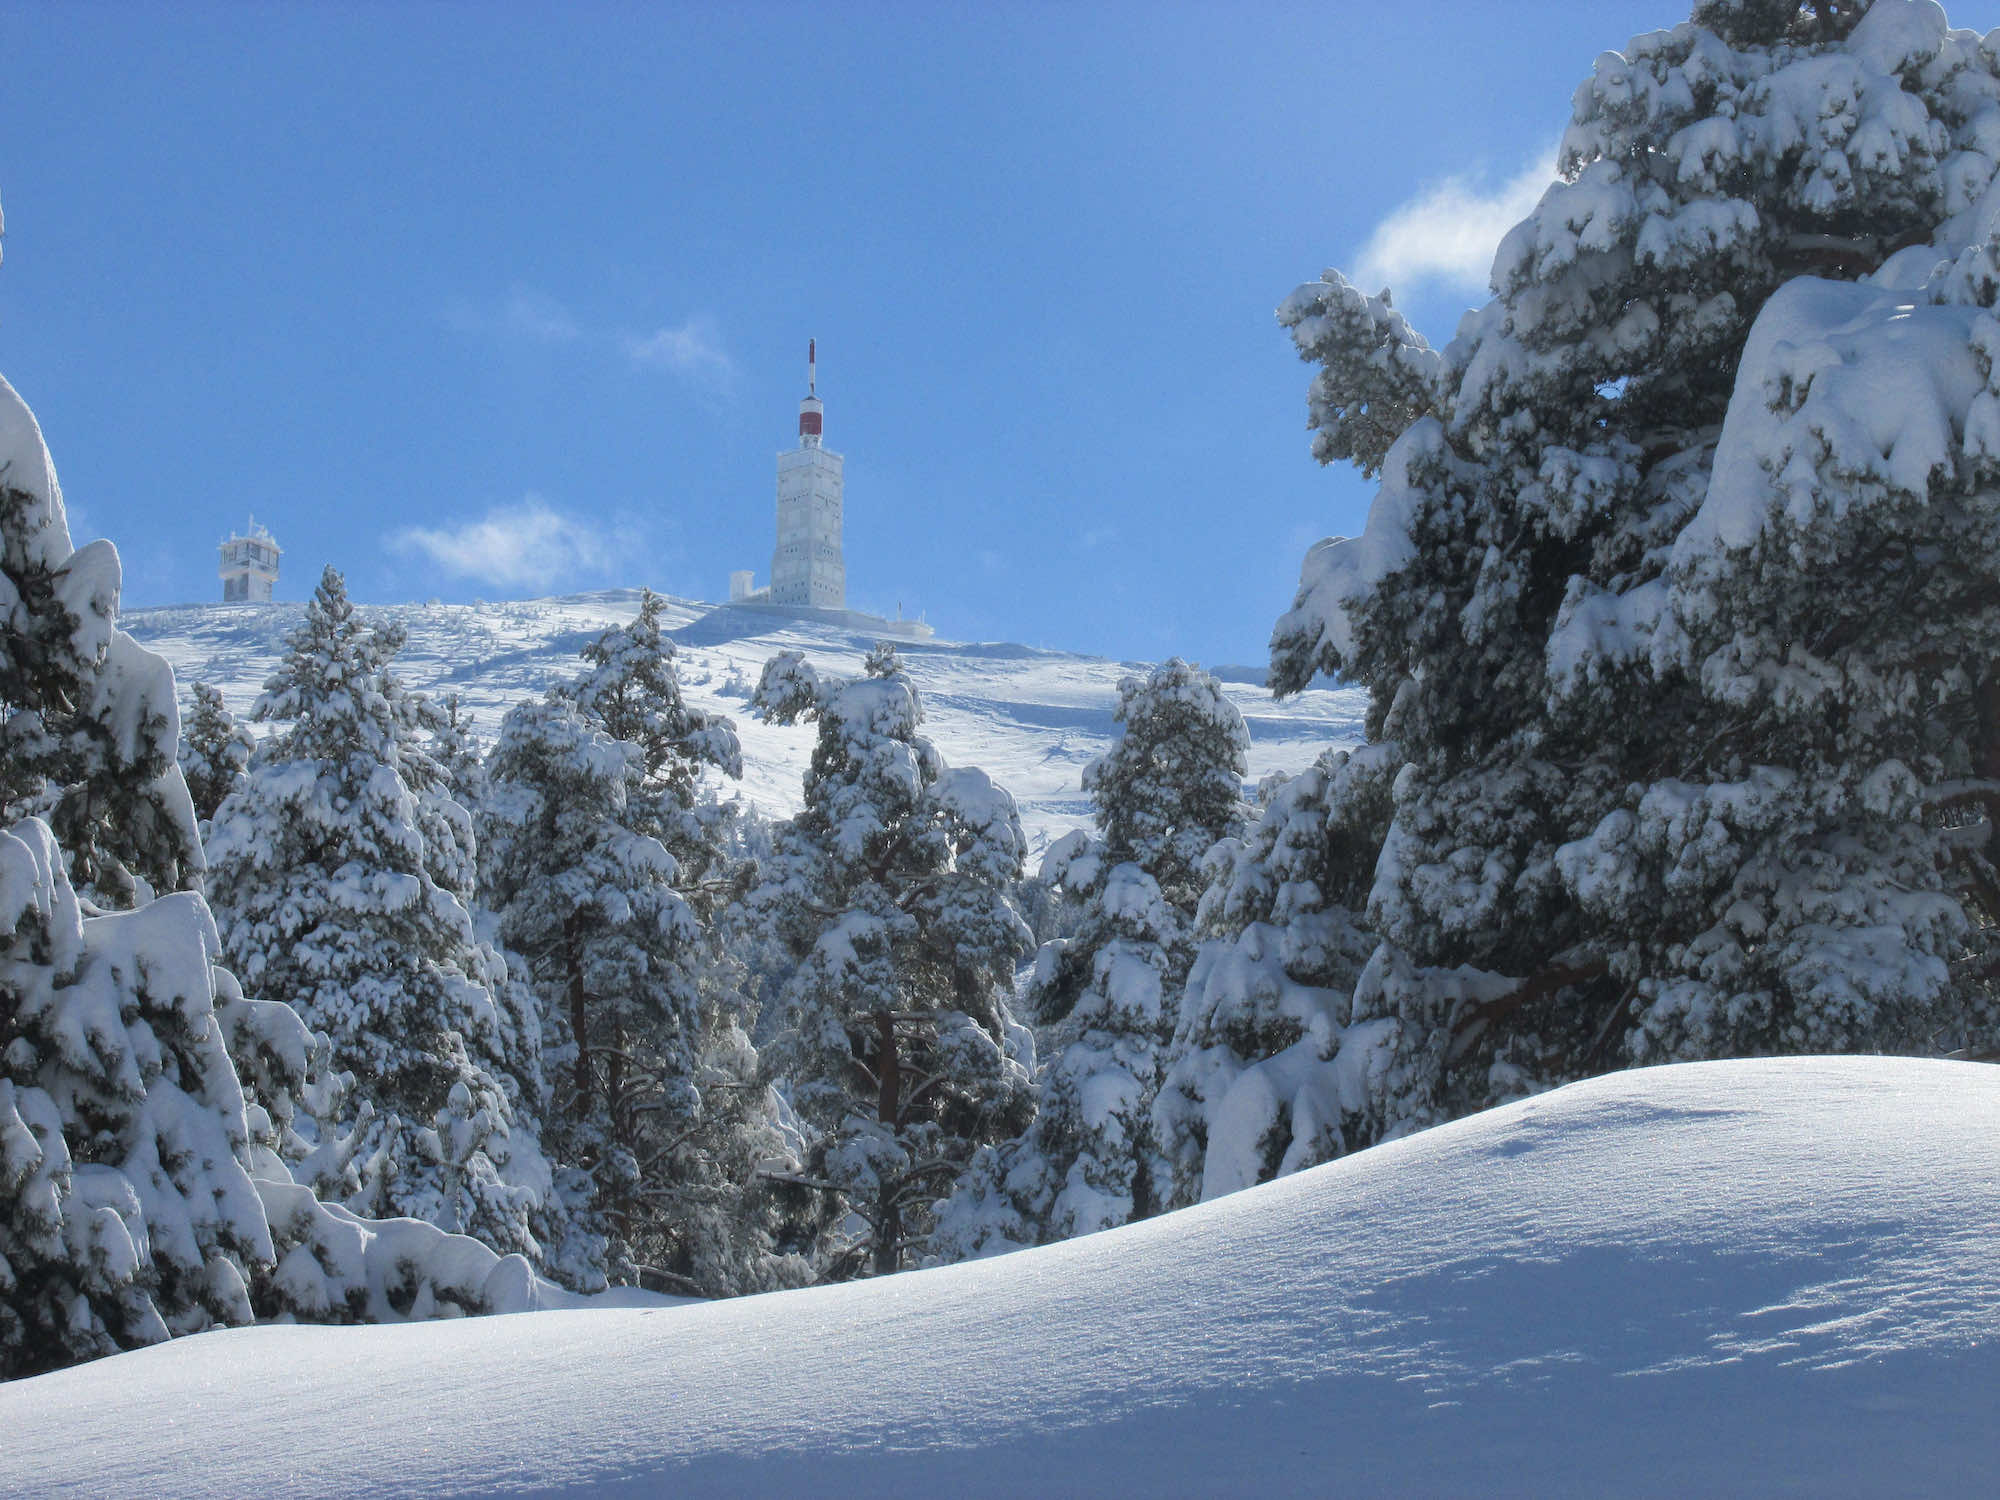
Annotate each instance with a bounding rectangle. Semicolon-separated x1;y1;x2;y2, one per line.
733;340;844;609
770;339;844;609
725;344;927;635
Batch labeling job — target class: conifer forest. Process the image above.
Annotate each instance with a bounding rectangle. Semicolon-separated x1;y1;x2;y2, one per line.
5;4;2000;1494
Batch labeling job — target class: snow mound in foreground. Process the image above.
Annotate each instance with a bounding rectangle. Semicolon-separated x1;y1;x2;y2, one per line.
5;1057;1996;1497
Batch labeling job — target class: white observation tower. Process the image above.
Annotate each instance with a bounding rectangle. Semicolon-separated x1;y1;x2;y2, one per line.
218;516;280;603
769;339;845;609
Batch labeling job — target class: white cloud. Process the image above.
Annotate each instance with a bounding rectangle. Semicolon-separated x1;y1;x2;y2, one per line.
1349;149;1558;298
389;497;618;591
498;286;582;343
445;285;582;344
623;316;735;388
448;288;735;394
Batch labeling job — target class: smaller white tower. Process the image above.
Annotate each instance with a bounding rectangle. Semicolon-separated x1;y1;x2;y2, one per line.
219;516;281;603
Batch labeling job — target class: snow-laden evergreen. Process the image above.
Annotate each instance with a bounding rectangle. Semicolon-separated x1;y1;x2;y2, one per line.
391;686;568;1265
568;589;744;885
177;680;253;829
0;250;664;1372
420;697;549;1171
204;566;548;1260
416;693;550;1155
481;593;799;1295
1079;658;1250;908
937;659;1247;1254
750;644;1035;1275
1268;0;2000;1150
935;859;1184;1256
0;804;547;1371
0;400;198;908
0;357;270;1375
1153;744;1390;1205
0;816;271;1377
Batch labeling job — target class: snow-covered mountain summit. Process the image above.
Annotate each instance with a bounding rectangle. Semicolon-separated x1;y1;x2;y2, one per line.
124;590;1365;858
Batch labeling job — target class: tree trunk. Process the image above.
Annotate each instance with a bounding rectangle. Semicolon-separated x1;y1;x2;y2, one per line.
1973;671;2000;788
1962;672;2000;929
608;1021;628;1150
566;918;591;1116
873;1011;901;1277
1449;959;1609;1063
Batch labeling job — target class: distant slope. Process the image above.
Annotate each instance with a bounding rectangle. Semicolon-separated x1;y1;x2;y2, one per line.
5;1057;1995;1497
124;591;1366;857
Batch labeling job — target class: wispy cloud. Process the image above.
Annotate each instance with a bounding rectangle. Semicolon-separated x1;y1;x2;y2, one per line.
446;288;735;393
445;285;582;344
497;286;582;343
1350;148;1557;298
388;497;620;591
623;315;736;388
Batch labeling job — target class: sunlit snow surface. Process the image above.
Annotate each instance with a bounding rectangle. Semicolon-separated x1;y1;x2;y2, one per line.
5;1057;1997;1497
123;591;1366;858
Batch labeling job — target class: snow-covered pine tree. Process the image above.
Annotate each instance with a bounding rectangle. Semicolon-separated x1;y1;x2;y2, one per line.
394;687;560;1256
751;644;1035;1277
1082;658;1251;908
933;860;1182;1256
718;799;794;1027
572;591;743;889
204;565;543;1260
0;365;277;1375
436;696;542;1111
0;404;198;907
0;816;273;1378
178;681;253;828
481;596;797;1295
431;692;486;807
936;659;1248;1255
1021;660;1249;1042
0;210;641;1374
1269;0;2000;1147
1152;746;1390;1207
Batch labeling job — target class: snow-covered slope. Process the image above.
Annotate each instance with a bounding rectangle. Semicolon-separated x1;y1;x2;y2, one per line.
6;1056;1995;1497
123;592;1364;857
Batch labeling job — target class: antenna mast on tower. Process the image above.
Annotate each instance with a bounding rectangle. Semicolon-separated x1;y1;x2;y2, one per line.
798;339;824;444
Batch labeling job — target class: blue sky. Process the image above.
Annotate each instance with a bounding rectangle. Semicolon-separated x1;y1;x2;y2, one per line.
2;1;1821;665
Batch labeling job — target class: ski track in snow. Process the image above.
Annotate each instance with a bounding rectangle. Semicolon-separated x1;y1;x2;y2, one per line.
123;591;1366;859
3;1057;1996;1497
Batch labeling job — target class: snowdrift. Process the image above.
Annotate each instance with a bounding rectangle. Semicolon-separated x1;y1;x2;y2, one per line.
4;1056;1996;1497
